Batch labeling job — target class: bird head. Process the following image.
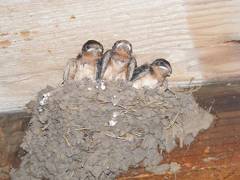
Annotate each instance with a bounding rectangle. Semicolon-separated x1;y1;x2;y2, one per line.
150;59;172;79
112;40;132;57
82;40;104;58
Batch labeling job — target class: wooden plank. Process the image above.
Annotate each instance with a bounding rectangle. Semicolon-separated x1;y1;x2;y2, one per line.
0;0;240;112
0;112;30;180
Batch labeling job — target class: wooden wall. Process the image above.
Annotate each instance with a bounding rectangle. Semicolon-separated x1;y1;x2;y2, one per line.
0;0;240;112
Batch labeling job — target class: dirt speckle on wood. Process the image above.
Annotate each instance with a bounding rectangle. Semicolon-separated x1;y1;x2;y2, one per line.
10;79;213;180
0;40;11;48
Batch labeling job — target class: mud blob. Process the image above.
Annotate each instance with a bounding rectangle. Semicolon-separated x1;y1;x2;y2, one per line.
10;80;213;180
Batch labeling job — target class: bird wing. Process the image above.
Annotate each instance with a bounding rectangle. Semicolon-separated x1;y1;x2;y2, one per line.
63;58;78;83
131;64;150;81
126;56;137;81
96;57;103;81
99;50;112;79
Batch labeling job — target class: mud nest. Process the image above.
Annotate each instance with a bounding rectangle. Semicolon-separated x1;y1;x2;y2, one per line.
11;80;213;180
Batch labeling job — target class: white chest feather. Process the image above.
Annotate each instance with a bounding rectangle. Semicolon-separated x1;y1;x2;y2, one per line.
103;62;127;80
75;64;96;81
133;74;159;89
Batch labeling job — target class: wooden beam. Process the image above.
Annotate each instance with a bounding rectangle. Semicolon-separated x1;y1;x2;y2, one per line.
0;0;240;112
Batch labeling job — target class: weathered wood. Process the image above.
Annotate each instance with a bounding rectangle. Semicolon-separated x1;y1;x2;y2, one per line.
0;112;30;180
0;0;240;112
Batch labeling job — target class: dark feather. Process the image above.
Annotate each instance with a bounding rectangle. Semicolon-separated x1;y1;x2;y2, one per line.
126;57;137;81
151;58;172;74
82;40;104;54
99;50;112;79
131;64;150;81
96;58;103;81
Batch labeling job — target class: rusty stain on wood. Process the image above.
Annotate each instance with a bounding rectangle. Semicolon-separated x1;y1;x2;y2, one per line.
19;30;38;40
0;32;9;36
0;40;11;48
19;31;31;40
224;40;240;44
69;15;76;20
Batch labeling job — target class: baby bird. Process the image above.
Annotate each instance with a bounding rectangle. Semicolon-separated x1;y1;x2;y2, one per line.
99;40;137;81
131;58;172;89
63;40;104;83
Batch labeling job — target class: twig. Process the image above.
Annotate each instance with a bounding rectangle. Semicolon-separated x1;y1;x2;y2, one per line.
186;77;202;93
63;134;71;147
75;127;91;131
174;77;202;93
84;171;96;180
71;124;82;127
116;104;128;109
186;86;202;93
208;99;215;112
117;104;137;113
164;112;180;130
104;132;133;141
165;88;177;97
70;171;74;177
99;100;112;104
146;101;159;106
156;102;165;106
104;132;117;138
136;97;147;104
41;122;50;131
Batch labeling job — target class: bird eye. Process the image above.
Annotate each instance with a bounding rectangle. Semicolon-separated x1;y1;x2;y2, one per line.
97;47;102;52
86;45;90;50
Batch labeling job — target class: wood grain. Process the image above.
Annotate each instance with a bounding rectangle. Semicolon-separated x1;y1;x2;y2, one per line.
0;0;240;112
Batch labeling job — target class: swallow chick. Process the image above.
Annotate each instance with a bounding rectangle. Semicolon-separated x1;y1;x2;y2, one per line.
131;58;172;89
62;40;104;83
99;40;137;81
